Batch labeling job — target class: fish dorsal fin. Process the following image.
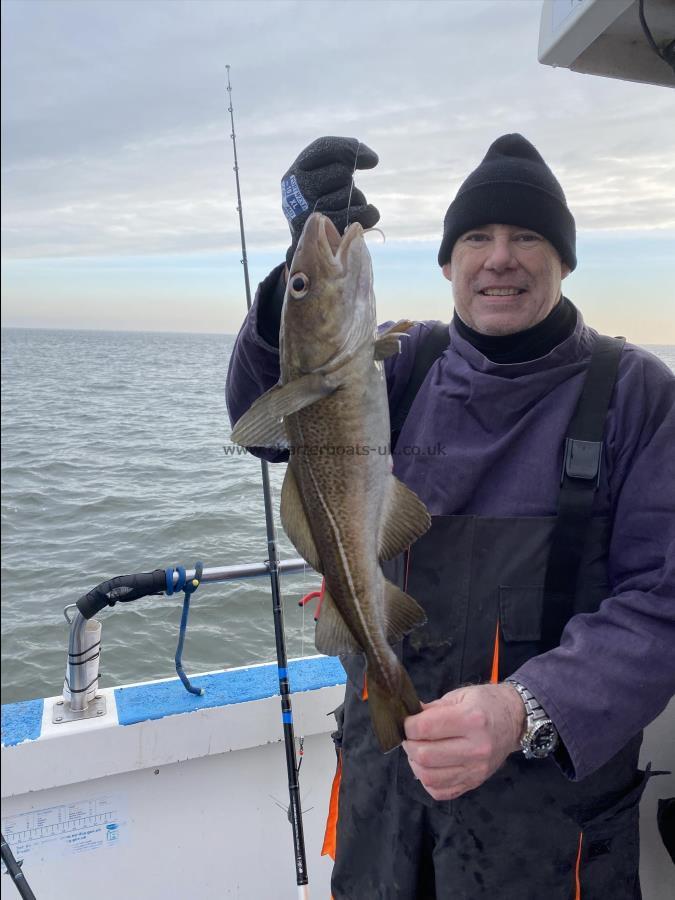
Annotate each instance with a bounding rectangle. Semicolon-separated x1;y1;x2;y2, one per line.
230;372;339;448
374;319;416;361
314;586;361;656
383;578;427;643
379;477;431;561
280;466;323;573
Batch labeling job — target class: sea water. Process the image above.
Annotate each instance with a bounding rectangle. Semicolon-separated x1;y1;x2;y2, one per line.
1;328;673;704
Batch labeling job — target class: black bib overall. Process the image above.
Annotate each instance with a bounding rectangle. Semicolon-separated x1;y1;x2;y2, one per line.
331;338;650;899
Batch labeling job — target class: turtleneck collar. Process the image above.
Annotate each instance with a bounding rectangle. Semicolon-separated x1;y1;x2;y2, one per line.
453;296;577;365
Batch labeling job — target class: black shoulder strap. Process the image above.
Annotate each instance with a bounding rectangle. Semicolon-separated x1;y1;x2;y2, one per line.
540;335;626;651
390;322;450;451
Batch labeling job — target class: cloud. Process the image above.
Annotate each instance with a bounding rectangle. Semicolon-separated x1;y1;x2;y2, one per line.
2;0;674;264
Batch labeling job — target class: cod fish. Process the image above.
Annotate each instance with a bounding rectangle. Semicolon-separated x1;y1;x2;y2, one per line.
231;212;431;752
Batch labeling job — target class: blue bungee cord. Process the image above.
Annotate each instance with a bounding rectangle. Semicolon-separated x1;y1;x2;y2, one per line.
166;561;204;697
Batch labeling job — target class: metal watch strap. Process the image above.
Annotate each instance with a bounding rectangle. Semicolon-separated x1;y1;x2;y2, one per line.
508;680;549;726
506;679;559;758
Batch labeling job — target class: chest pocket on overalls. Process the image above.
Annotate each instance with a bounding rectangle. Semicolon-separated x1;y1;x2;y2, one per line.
495;516;611;679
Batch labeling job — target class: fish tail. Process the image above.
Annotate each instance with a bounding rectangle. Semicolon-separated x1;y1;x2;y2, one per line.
367;661;422;754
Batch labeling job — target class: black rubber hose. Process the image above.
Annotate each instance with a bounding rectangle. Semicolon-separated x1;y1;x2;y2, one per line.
76;568;167;619
1;832;36;900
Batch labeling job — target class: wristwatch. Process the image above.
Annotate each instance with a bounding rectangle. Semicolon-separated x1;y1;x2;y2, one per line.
506;680;559;760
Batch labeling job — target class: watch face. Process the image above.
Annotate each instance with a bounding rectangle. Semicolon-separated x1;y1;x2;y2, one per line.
529;721;559;758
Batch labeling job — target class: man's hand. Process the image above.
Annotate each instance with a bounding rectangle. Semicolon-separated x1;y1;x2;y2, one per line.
281;136;380;267
403;683;526;802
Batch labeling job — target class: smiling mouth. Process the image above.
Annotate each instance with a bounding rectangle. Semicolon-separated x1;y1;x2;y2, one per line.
479;288;526;296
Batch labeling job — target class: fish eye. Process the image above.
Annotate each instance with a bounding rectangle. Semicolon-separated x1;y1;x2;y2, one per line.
289;273;310;298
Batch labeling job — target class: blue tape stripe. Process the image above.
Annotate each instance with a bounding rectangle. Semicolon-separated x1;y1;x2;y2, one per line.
282;711;293;724
278;667;288;679
1;658;349;741
1;698;44;747
114;656;346;726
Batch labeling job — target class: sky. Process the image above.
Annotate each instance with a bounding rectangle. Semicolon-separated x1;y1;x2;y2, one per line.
1;0;674;342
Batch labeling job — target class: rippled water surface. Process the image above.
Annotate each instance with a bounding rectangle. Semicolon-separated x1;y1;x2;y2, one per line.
1;328;319;704
2;329;674;704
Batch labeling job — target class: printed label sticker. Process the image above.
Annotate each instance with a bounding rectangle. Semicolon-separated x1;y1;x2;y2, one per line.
2;794;127;862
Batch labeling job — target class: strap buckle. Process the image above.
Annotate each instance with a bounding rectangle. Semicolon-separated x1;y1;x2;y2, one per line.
561;438;602;486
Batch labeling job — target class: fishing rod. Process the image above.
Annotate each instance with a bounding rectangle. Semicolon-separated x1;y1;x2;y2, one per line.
1;832;36;900
226;65;309;898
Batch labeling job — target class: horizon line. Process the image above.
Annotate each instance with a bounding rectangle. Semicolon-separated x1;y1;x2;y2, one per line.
1;323;673;349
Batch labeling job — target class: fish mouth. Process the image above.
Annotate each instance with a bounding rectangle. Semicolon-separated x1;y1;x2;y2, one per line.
299;212;364;270
322;215;343;255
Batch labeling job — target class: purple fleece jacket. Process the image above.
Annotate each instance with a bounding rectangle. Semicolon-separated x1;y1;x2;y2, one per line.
226;265;675;781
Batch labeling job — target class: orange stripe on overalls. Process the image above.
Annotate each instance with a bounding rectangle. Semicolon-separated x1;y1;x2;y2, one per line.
321;751;343;860
489;619;500;684
574;831;584;899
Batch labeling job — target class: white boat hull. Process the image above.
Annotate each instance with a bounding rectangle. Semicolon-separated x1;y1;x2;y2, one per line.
2;656;673;899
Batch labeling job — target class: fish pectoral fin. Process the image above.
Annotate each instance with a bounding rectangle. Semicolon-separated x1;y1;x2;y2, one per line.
391;319;416;334
280;467;323;573
367;663;421;753
230;385;289;448
230;373;338;448
374;320;415;361
374;334;403;360
379;477;431;561
383;578;427;643
314;588;361;656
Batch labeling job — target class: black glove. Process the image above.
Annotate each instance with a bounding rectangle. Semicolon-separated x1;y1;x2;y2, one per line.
281;136;379;267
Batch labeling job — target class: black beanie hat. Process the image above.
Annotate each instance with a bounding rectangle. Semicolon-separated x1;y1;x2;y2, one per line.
437;134;576;270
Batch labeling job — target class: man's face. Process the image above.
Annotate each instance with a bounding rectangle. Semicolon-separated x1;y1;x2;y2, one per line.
442;224;570;336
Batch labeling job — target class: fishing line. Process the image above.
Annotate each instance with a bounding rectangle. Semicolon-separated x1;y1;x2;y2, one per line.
344;141;362;230
300;563;307;661
296;559;315;753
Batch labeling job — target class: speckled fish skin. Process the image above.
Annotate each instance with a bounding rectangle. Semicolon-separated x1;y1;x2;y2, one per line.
278;213;430;751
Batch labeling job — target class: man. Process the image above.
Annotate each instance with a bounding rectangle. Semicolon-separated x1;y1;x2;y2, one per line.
226;134;675;898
